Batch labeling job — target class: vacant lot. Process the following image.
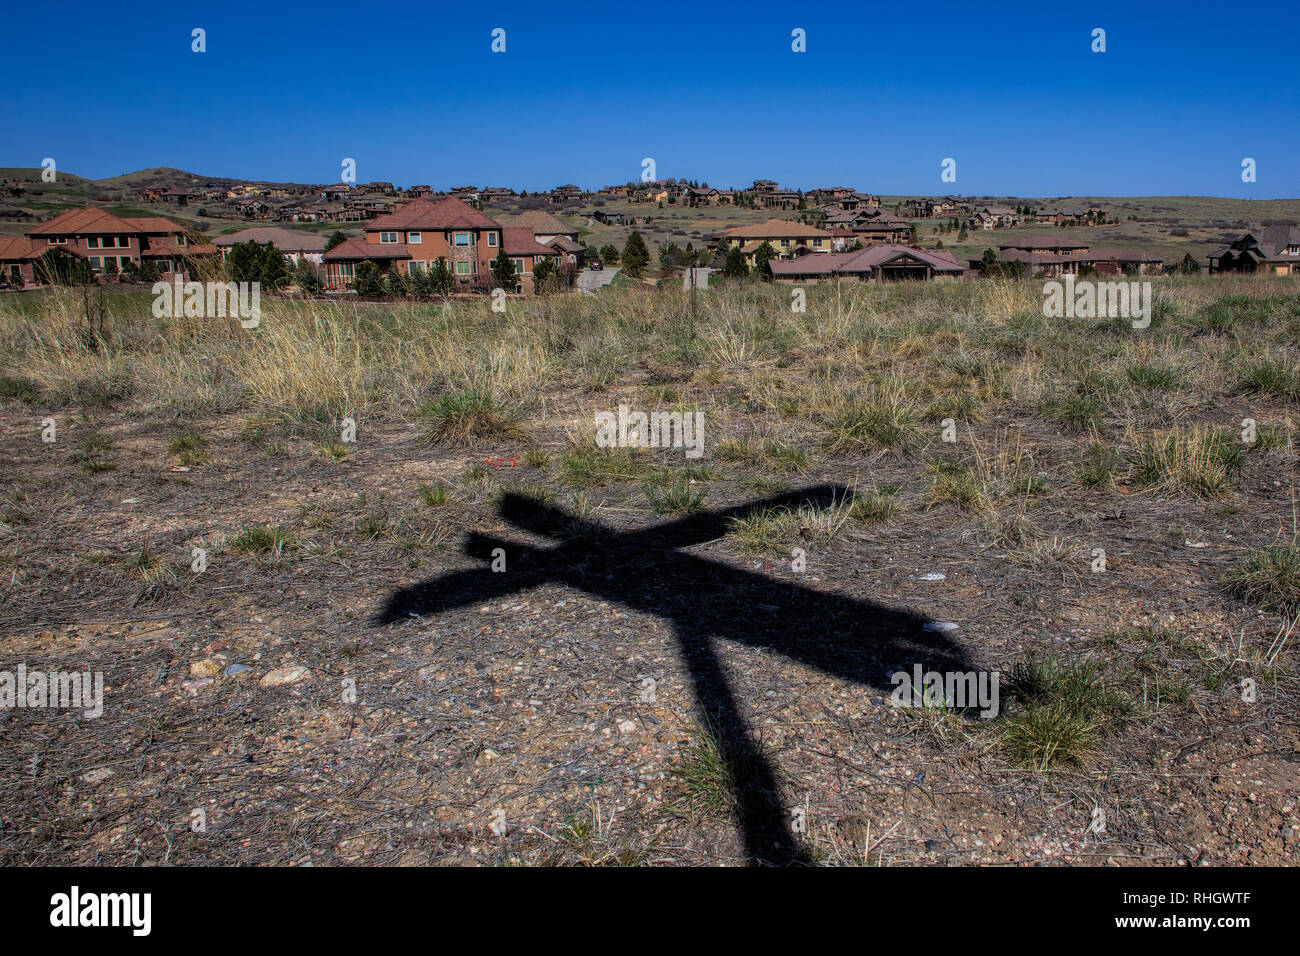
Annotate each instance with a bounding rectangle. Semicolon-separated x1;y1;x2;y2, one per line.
0;276;1297;865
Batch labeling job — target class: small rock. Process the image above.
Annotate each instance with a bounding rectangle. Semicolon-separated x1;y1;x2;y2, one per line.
82;768;114;784
190;659;221;679
183;678;214;695
259;665;312;687
923;621;960;635
919;572;946;581
224;664;252;677
617;719;637;734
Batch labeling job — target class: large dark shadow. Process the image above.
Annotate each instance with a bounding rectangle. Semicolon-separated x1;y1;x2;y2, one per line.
372;486;970;865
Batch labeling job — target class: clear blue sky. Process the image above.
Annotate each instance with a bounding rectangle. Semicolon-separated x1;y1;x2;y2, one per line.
3;0;1296;197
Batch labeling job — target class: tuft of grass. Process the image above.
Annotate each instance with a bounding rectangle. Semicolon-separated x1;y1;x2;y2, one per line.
761;440;810;473
416;482;453;507
1237;358;1300;401
75;435;117;473
643;473;706;516
1039;393;1103;434
416;388;521;446
229;524;298;557
522;449;550;469
559;445;648;488
727;498;852;553
1128;426;1244;499
849;487;902;524
999;657;1132;770
167;431;209;466
1126;363;1180;390
924;461;989;514
1076;443;1118;488
0;374;40;402
822;388;919;454
1224;543;1300;611
313;441;350;461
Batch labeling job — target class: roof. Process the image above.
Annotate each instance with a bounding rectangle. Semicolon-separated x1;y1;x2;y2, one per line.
368;197;501;232
718;218;831;240
27;206;181;236
142;240;219;258
501;227;559;257
1088;248;1163;262
0;236;86;260
998;237;1089;250
769;246;964;277
214;227;329;251
546;236;585;253
510;209;577;236
322;237;412;261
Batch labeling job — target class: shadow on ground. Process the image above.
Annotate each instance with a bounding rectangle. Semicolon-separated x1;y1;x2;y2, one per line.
373;486;970;865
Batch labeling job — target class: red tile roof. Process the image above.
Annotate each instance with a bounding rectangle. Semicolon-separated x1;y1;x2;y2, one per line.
368;198;501;232
509;209;577;236
27;206;183;236
501;227;559;257
322;237;412;261
0;236;86;260
718;218;831;240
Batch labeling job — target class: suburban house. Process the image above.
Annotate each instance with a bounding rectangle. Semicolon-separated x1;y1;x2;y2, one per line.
1090;249;1165;275
479;187;517;204
592;210;626;225
214;227;328;266
715;218;834;265
320;197;503;291
24;206;215;278
969;206;1022;230
852;216;911;245
1034;208;1086;226
509;209;584;267
501;227;560;293
999;237;1090;257
762;189;802;210
769;246;965;282
549;184;582;204
0;236;86;287
319;184;352;202
980;237;1093;277
1209;227;1300;275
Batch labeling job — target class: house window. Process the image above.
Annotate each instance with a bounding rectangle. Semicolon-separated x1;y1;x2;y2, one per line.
455;261;472;275
87;237;102;248
89;256;102;271
511;258;525;273
781;239;790;248
380;232;398;243
487;232;498;247
339;263;355;279
408;232;421;244
47;237;67;244
454;232;472;246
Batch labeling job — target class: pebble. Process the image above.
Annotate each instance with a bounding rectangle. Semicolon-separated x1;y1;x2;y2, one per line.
190;659;221;679
923;621;960;635
259;665;312;687
919;572;946;581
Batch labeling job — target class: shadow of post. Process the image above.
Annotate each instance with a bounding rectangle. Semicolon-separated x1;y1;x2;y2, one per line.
373;486;970;865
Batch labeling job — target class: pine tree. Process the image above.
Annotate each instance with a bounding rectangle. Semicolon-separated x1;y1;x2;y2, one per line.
491;248;517;291
723;245;748;278
622;231;650;277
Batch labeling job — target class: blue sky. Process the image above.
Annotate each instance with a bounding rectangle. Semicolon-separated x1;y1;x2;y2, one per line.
2;0;1297;197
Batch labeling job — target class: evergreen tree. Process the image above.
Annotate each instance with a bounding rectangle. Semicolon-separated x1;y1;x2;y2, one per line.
723;245;748;278
491;248;517;291
533;258;557;293
600;243;620;264
752;241;777;280
324;231;348;252
622;231;650;277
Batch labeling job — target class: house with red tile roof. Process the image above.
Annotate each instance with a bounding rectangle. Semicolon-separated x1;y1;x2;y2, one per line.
0;236;86;288
24;206;213;280
501;227;561;293
769;246;966;282
321;197;504;291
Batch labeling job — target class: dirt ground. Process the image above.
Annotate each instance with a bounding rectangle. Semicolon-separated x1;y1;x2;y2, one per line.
1;384;1296;866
